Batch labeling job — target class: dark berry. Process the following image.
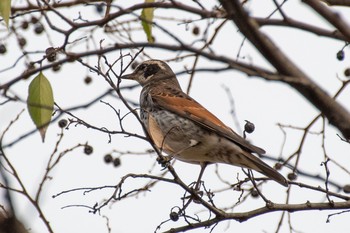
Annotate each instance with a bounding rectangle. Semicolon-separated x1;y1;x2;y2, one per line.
287;172;297;181
0;44;7;54
169;212;179;222
274;163;283;170
95;4;104;14
52;64;61;72
84;145;93;155
30;16;38;24
113;158;121;167
104;154;113;164
244;120;255;134
343;184;350;193
344;68;350;77
131;61;139;70
251;189;259;198
34;23;44;34
18;37;27;48
21;21;29;30
46;47;57;62
84;76;92;84
58;119;67;128
337;50;345;61
192;26;200;35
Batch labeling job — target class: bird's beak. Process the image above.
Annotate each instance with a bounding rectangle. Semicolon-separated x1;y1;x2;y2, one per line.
120;73;135;80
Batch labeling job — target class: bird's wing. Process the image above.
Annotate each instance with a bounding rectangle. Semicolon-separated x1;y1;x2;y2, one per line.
150;89;266;154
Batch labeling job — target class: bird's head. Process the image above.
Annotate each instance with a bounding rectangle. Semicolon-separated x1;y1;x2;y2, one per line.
121;60;180;87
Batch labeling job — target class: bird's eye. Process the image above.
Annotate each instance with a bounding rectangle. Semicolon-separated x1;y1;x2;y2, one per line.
138;64;146;70
144;64;160;79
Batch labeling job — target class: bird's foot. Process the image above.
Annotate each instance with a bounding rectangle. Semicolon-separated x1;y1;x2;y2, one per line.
182;185;204;204
189;181;204;204
156;155;172;168
192;190;204;204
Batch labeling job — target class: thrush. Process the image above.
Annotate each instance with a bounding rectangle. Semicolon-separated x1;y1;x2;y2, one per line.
121;59;288;187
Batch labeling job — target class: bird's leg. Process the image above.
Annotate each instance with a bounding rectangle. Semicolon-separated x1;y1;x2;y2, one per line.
190;162;208;204
194;162;208;191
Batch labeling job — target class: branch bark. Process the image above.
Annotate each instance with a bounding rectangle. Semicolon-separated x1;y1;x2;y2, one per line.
165;200;350;232
322;0;350;6
219;0;350;139
255;17;347;42
303;0;350;41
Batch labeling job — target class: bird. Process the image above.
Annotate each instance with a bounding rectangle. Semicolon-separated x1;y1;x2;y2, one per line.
121;59;288;187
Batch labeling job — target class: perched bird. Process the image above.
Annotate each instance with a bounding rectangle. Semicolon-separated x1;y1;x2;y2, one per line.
121;60;288;187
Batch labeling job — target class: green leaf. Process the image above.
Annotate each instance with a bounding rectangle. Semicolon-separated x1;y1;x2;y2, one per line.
141;0;155;43
27;72;54;142
0;0;11;27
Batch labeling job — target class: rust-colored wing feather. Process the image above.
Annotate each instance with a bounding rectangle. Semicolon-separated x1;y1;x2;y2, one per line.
151;89;266;155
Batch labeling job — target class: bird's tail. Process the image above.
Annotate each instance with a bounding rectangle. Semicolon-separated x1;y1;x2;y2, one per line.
231;151;288;187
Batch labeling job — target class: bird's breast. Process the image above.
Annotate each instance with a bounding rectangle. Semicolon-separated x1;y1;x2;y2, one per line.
143;109;240;164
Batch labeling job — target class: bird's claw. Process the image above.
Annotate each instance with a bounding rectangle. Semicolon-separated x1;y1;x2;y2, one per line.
156;155;172;167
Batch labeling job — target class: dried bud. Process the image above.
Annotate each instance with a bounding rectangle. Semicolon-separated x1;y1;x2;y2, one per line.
34;23;44;34
287;172;297;181
95;4;104;14
274;163;283;170
343;185;350;193
0;44;7;54
192;26;200;35
30;16;38;24
18;37;27;48
104;154;113;164
46;47;57;62
21;21;29;29
113;158;121;167
52;64;61;72
251;189;259;198
84;76;92;85
84;145;93;155
344;68;350;77
58;119;67;128
337;50;345;61
244;120;255;134
169;212;179;222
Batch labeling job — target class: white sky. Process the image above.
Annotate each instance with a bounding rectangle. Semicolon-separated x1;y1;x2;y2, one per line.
1;1;350;233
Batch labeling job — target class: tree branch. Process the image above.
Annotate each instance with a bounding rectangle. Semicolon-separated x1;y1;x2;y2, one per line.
219;0;350;139
303;0;350;41
165;201;350;232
